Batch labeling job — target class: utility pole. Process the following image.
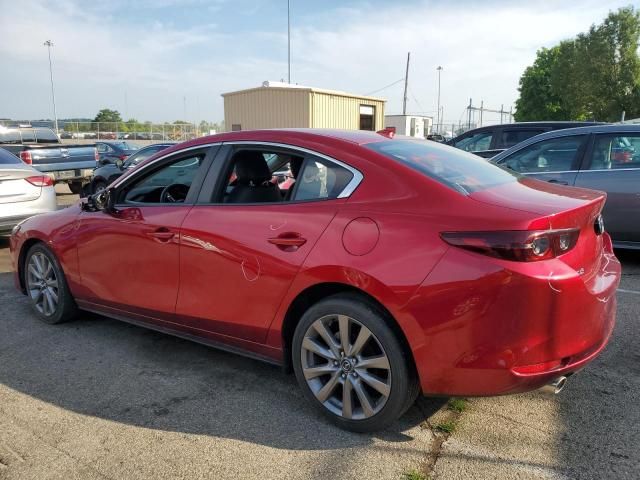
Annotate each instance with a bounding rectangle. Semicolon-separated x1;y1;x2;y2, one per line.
44;40;59;136
436;66;443;134
287;0;291;83
402;52;410;115
468;98;472;129
479;100;484;127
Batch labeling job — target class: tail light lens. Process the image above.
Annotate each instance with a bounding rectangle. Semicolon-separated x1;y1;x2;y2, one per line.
25;175;54;187
94;148;99;162
441;229;580;262
118;154;128;160
20;151;33;165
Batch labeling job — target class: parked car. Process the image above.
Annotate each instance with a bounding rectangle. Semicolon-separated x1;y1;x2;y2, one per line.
0;147;57;235
427;134;447;143
0;126;98;194
491;124;640;249
9;129;620;432
90;143;175;193
448;122;605;158
95;141;140;165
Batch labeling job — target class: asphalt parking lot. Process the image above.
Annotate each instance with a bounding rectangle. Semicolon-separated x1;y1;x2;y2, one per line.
0;190;638;479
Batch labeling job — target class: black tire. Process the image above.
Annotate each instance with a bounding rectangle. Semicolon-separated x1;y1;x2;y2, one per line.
292;293;418;432
24;243;78;325
92;180;107;194
68;181;83;195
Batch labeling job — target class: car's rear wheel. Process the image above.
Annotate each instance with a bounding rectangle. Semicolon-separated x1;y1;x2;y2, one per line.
68;181;83;195
25;244;78;324
292;293;418;432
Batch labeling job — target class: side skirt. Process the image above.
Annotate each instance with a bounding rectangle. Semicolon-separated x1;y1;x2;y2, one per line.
77;301;284;368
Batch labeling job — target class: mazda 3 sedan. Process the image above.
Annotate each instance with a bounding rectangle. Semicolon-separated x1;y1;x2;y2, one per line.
9;129;620;432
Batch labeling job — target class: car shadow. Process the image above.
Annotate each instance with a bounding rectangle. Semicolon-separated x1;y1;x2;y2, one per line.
0;271;446;451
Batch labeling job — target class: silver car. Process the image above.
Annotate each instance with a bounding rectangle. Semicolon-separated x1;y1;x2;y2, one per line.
0;148;57;234
491;124;640;249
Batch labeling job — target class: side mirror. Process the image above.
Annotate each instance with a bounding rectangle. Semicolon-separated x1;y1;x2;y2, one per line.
115;159;124;169
91;187;118;214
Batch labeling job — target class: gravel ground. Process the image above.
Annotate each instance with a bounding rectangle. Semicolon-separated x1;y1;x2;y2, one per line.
0;190;637;479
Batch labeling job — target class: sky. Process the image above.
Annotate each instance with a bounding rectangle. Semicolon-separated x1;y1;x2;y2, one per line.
0;0;633;125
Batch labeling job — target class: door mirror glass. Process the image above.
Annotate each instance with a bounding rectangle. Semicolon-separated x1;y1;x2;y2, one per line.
115;159;124;169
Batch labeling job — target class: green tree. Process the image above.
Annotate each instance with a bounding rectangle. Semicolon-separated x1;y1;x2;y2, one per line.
514;47;567;121
94;109;122;123
515;6;640;122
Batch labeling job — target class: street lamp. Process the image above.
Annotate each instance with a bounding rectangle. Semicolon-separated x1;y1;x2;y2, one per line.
436;66;443;134
44;40;59;136
287;0;291;83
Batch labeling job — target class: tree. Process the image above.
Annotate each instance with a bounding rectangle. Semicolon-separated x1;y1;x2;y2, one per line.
93;109;122;123
515;6;640;122
514;47;567;121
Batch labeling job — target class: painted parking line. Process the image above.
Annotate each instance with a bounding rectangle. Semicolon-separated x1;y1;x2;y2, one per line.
617;288;640;295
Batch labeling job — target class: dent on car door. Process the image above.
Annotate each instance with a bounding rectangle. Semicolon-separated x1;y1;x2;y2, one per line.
574;132;640;243
175;145;356;345
496;134;588;185
74;146;215;318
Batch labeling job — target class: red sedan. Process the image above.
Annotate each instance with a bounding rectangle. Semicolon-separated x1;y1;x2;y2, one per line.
9;129;620;432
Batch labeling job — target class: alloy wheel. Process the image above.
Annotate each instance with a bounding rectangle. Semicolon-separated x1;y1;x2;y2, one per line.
300;314;392;420
26;252;59;317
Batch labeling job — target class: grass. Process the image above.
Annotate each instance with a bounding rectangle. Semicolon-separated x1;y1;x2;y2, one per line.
402;469;429;480
447;398;468;413
435;421;456;434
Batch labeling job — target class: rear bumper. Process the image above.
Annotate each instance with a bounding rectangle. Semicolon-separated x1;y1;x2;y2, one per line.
408;244;621;396
0;188;57;235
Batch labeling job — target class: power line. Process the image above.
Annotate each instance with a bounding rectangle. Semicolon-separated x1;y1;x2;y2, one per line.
365;78;405;96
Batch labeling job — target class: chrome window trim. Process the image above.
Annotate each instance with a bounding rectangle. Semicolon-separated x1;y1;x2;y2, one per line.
223;141;364;199
111;143;222;188
519;167;640;174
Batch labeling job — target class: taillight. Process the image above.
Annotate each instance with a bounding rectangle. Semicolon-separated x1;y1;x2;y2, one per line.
94;148;99;162
20;151;33;165
440;228;580;262
25;175;54;187
118;154;127;160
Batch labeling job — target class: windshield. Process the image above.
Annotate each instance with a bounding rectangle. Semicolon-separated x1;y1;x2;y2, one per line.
0;148;21;164
124;146;166;166
115;141;140;151
366;139;518;194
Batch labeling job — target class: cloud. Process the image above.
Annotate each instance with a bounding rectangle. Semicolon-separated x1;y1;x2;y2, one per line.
0;0;632;123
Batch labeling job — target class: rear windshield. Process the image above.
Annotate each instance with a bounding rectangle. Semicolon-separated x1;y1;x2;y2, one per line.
366;139;518;194
0;148;20;164
34;128;59;143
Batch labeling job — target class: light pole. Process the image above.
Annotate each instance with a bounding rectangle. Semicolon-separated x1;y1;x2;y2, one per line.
436;66;443;134
44;40;59;136
287;0;291;83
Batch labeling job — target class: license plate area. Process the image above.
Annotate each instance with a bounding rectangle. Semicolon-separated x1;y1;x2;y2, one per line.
55;170;76;179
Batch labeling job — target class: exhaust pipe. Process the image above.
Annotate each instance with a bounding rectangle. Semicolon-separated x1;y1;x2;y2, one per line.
546;376;568;394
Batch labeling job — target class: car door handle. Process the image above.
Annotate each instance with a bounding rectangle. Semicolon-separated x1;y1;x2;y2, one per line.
547;179;569;185
146;227;175;242
268;233;307;250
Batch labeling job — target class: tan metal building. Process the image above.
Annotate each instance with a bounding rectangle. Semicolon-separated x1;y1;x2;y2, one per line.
222;81;386;132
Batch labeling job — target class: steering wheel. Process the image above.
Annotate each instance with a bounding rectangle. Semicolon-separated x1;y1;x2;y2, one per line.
160;183;189;203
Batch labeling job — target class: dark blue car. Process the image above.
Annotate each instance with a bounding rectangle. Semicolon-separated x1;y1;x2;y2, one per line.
95;141;142;165
90;143;174;193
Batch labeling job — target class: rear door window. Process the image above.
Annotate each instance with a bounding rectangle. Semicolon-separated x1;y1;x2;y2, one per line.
500;135;586;173
587;134;640;170
366;139;517;194
499;129;545;149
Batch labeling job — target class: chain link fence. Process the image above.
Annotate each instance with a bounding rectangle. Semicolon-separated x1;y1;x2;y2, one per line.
0;120;216;142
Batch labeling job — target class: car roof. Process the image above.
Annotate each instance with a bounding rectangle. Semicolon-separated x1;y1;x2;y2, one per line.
169;129;392;152
492;123;640;161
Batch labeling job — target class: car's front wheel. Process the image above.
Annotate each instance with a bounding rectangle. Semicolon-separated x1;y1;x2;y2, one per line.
24;244;78;324
92;180;107;194
292;294;418;432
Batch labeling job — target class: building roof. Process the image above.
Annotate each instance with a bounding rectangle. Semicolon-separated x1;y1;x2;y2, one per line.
222;81;386;103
